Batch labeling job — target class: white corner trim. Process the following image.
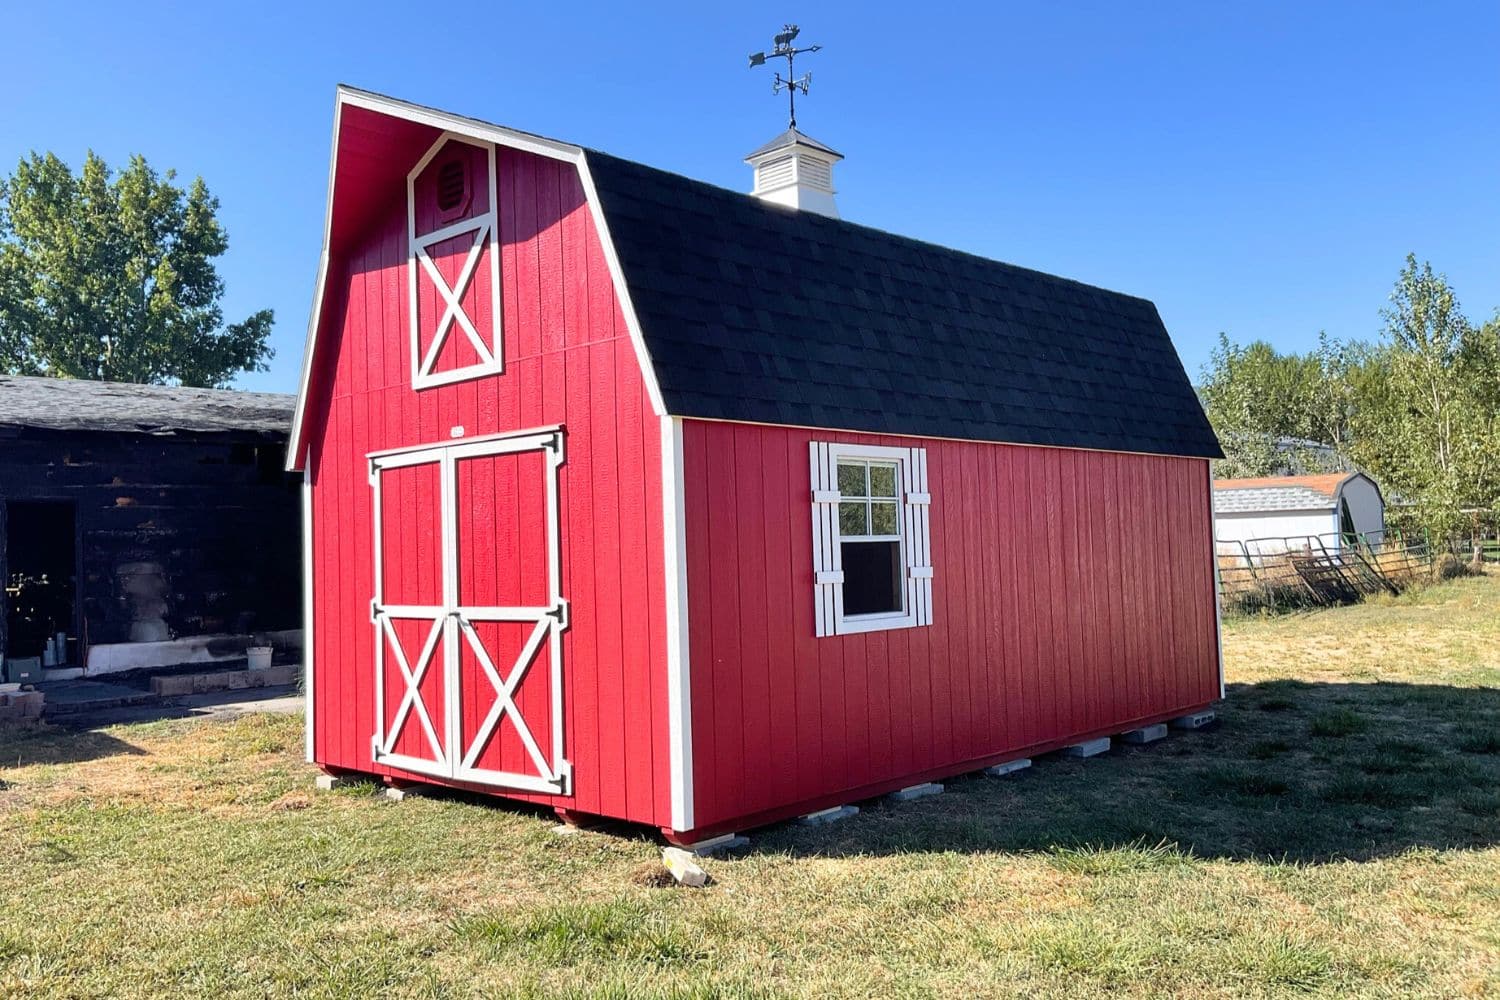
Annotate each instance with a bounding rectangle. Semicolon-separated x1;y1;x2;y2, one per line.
1207;460;1226;699
577;153;669;418
302;470;316;762
661;415;694;831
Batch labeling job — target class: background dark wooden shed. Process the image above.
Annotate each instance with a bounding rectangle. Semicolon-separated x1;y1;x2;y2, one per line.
0;375;301;673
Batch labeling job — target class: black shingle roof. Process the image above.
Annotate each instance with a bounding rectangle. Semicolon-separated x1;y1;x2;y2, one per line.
584;150;1222;460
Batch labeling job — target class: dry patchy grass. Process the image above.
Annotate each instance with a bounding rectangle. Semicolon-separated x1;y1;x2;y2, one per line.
1;578;1498;997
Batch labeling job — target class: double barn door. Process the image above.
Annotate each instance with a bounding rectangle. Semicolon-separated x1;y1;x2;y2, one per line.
368;427;570;795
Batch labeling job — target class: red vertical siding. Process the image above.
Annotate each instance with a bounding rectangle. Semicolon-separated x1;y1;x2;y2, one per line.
681;420;1220;835
304;142;669;828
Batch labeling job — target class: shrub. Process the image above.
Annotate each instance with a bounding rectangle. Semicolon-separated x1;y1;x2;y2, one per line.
1431;552;1468;582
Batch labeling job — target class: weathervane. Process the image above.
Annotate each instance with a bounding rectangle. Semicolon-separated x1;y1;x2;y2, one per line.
748;24;822;129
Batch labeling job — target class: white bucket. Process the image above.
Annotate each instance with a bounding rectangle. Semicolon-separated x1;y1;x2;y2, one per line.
246;646;274;671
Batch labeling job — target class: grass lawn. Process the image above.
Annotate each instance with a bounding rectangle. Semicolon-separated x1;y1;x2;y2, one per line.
2;577;1498;998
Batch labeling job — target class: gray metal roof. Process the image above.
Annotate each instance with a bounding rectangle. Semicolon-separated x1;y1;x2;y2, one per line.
744;127;843;160
0;375;295;437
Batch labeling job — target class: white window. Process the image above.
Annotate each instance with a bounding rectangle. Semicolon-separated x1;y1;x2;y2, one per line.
810;442;933;637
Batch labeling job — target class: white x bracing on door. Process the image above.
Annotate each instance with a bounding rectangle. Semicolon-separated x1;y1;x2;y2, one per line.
367;427;571;795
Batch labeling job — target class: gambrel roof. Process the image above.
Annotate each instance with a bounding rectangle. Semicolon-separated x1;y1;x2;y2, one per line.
288;87;1221;468
1213;473;1368;514
586;152;1219;458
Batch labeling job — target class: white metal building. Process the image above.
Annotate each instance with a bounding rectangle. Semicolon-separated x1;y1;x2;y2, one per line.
1213;472;1386;555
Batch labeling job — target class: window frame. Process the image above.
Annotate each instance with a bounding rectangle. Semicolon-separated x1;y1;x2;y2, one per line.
811;441;932;637
834;455;908;625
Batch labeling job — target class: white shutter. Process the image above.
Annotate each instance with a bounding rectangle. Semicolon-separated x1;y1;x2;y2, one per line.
809;442;843;638
903;447;934;626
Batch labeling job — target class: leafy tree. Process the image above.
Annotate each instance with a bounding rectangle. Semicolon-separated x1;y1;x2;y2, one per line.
1197;333;1352;478
1201;254;1500;538
1352;256;1500;535
0;150;272;387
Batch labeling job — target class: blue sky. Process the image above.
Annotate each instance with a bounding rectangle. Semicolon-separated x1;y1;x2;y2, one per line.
4;2;1497;393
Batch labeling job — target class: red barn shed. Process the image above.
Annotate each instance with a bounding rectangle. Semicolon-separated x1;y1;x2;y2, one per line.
288;87;1225;846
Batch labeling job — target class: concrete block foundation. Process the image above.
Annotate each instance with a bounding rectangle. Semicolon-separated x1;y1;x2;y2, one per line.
983;758;1032;777
1060;737;1112;758
1170;711;1216;730
796;805;859;826
886;782;945;802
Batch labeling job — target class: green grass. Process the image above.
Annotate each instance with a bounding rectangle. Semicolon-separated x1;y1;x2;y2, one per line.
453;901;704;965
0;575;1497;997
1457;725;1500;755
1309;708;1369;738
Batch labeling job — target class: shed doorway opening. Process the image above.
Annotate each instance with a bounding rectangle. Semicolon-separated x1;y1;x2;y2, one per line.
4;501;78;664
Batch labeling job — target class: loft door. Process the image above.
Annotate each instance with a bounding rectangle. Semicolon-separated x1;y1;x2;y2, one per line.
369;427;570;795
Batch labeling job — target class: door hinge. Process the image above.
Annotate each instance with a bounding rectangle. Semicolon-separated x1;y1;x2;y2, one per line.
548;600;571;631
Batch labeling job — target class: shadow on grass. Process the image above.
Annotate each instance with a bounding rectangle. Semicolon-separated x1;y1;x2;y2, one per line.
0;725;145;769
747;680;1500;864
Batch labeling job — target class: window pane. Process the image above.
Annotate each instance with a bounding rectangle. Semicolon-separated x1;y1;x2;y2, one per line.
869;463;898;498
871;501;898;536
840;540;903;615
839;502;868;536
837;461;866;498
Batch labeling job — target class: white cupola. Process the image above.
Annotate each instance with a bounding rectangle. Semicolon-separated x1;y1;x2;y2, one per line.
745;128;843;218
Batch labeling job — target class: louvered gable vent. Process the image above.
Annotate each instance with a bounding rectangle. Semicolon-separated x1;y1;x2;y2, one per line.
436;159;468;214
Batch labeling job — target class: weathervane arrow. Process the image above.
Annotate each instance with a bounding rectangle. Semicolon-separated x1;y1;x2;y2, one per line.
747;24;823;129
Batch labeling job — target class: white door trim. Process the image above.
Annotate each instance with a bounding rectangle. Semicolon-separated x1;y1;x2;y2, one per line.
368;425;571;795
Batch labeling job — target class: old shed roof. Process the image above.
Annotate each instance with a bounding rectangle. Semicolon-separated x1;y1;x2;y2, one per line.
1212;473;1355;514
0;375;295;437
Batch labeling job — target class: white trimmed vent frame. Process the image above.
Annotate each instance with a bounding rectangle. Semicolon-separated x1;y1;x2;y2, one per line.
408;132;504;391
810;441;933;638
